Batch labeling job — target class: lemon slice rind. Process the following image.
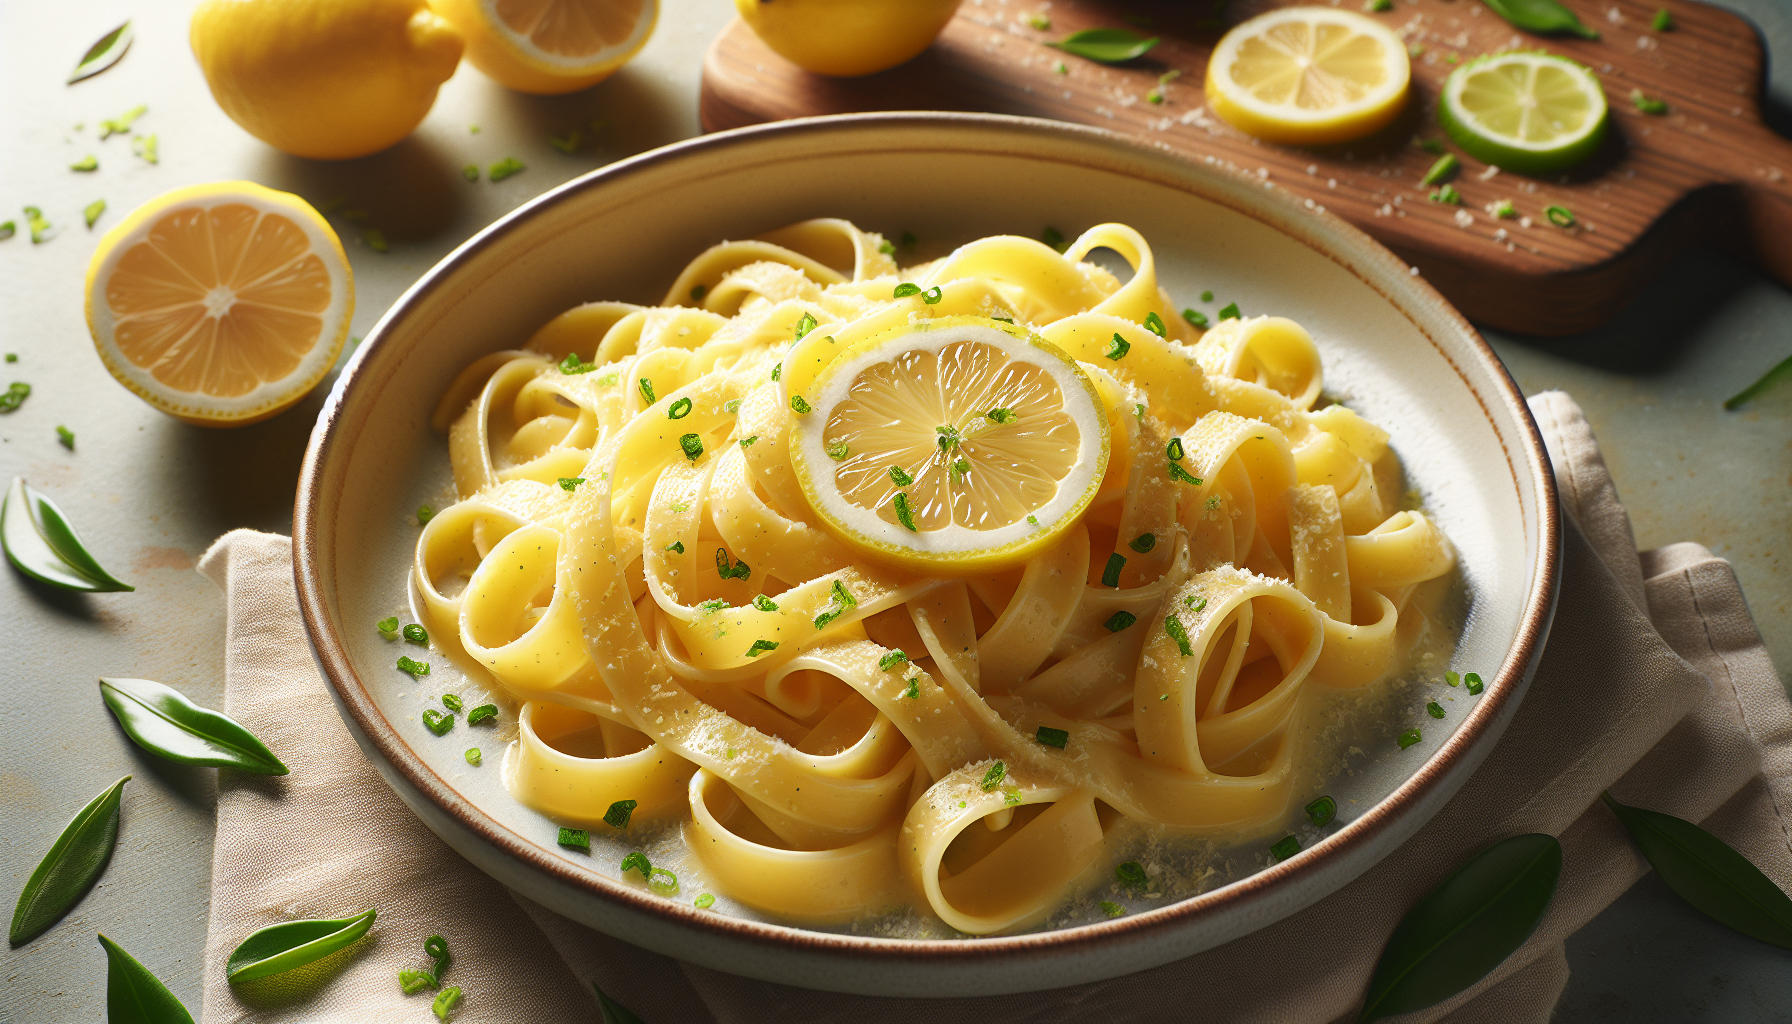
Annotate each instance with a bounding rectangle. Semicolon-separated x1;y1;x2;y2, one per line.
1205;6;1411;145
791;318;1109;572
1439;51;1609;176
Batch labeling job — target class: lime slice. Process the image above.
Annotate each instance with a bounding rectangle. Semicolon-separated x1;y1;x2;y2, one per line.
1438;52;1608;175
790;317;1109;573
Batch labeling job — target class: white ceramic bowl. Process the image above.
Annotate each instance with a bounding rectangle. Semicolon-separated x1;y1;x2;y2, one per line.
296;113;1559;997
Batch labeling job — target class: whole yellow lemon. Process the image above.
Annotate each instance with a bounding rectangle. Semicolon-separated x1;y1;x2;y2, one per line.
429;0;658;96
191;0;464;160
735;0;961;77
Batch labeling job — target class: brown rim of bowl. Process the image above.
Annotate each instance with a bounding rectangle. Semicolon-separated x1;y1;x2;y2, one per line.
295;111;1561;969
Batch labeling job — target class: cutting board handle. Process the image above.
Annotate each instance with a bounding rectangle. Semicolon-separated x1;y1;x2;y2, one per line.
1711;126;1792;287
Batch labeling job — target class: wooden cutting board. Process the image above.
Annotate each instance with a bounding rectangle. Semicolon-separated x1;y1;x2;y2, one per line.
700;0;1792;335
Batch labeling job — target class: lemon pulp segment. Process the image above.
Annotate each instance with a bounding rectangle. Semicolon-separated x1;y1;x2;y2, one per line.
1440;52;1608;174
1206;7;1409;145
792;320;1107;571
492;0;646;62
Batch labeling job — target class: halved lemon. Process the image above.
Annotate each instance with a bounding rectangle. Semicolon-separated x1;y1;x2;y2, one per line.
1205;6;1410;145
85;182;353;427
790;317;1109;573
1439;52;1608;175
431;0;658;95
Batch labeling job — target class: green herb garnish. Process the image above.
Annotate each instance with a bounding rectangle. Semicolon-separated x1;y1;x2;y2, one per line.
1046;27;1159;63
1101;552;1125;587
752;594;778;611
417;505;436;525
1115;861;1148;888
548;130;581;154
1479;0;1600;38
441;694;462;712
69;21;134;84
1099;900;1126;918
921;286;943;304
467;704;498;726
398;656;431;679
24;207;52;244
420;708;452;735
1652;8;1673;30
1270;834;1301;861
1465;672;1484;695
71;155;98;172
746;639;780;658
604;799;637;829
1163;614;1193;656
55;425;74;450
1725;353;1792;410
980;760;1007;791
695;893;716;908
1218;302;1241;321
903;677;920;699
1104;610;1137;632
99;934;195;1024
794;312;818;339
1427;700;1446;719
893;282;921;298
621;851;652;879
489;156;526;182
558;352;594;374
432;986;462;1020
1182;308;1210;329
1143;311;1166;336
1397;728;1422;749
889;465;914;486
462;165;479;182
1631;89;1668;115
1430;184;1463;205
892;492;917;532
559;827;591;852
2;477;133;592
1420;154;1460;186
464;748;481;766
679;433;704;461
10;776;130;945
790;394;810;414
97;104;147;139
1128;532;1155;553
99;677;288;774
986;407;1017;424
378;616;399;638
225;909;377;985
1168;461;1202;485
1042;226;1069;253
1306;795;1337;826
878;649;908;671
826;441;850;461
404;623;428;645
1036;726;1069;749
668;396;692;419
1545;204;1575;227
1105;333;1131;360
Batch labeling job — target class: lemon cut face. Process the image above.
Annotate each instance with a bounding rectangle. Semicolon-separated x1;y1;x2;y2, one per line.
1440;52;1608;175
1206;6;1410;145
792;319;1109;573
435;0;658;94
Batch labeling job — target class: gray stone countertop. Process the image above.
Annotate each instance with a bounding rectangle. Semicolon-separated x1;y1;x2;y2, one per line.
1;0;1786;1020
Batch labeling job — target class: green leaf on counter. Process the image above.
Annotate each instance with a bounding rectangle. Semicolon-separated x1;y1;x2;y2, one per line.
226;909;377;984
1479;0;1600;38
100;677;289;775
2;477;134;592
1358;833;1561;1022
69;21;134;84
1045;28;1160;64
1724;353;1792;410
10;776;129;945
1602;792;1792;947
100;933;196;1024
595;984;647;1024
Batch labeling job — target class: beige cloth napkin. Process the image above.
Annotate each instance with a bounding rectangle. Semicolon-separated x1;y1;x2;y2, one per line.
197;391;1791;1023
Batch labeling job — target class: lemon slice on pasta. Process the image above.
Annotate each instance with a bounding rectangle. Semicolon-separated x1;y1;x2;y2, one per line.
790;317;1109;573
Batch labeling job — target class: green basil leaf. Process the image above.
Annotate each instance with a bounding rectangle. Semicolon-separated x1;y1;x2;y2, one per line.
2;477;133;592
100;933;196;1024
10;776;129;946
1724;352;1792;410
1602;792;1792;946
595;984;647;1024
1359;833;1561;1023
226;909;377;984
1479;0;1600;38
1045;28;1160;64
69;21;134;84
100;677;289;775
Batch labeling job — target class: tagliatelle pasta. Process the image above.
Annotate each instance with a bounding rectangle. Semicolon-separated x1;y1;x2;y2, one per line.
411;218;1456;935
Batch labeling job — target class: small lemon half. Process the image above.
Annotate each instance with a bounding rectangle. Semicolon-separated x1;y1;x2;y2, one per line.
790;317;1109;574
1205;6;1410;145
85;182;353;427
735;0;961;78
432;0;657;94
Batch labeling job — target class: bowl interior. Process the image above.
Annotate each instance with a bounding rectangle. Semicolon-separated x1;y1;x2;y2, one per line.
299;113;1554;996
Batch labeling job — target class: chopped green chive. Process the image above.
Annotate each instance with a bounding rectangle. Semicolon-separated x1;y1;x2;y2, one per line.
746;639;780;658
648;867;679;896
133;135;159;164
921;286;943;304
1146;89;1164;104
432;987;462;1021
1185;596;1207;613
721;550;750;581
464;748;482;766
1366;0;1393;10
55;425;74;450
1427;701;1446;719
621;851;651;878
665;541;686;555
893;282;922;298
1027;12;1051;29
1105;333;1131;360
878;650;908;671
1445;670;1461;686
638;378;656;404
1546;204;1576;227
992;315;1014;323
889;465;914;486
1420;154;1460;186
1631;89;1668;115
1163;615;1193;656
558;353;594;374
1429;184;1463;205
1270;834;1300;861
3;354;13;362
1054;61;1068;74
1104;610;1137;632
1397;728;1422;749
695;893;716;909
1218;302;1241;321
1204;495;1221;509
399;656;431;679
1168;461;1202;485
70;155;98;172
878;239;896;255
826;441;850;461
24;207;51;244
404;623;429;645
986;407;1017;424
794;313;818;339
1003;787;1023;807
903;677;921;699
1652;7;1673;30
790;394;810;414
1026;514;1039;526
467;704;498;726
558;827;590;852
980;760;1007;791
679;433;703;461
83;200;106;229
1129;532;1156;553
421;709;453;735
378;617;400;638
667;397;692;419
1490;199;1517;219
1101;553;1126;588
951;458;971;483
548;130;580;154
739;435;758;448
1143;311;1166;336
892;492;918;531
1465;672;1484;695
723;398;742;414
1182;308;1210;329
604;799;637;829
769;363;781;382
752;594;778;612
488;156;526;182
1115;861;1148;888
1726;353;1792;409
697;598;729;614
1200;290;1214;302
1166;437;1185;461
1099;900;1126;918
1306;795;1337;826
399;969;435;995
1036;726;1069;749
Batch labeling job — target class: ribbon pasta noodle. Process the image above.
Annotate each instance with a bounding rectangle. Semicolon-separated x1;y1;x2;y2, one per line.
413;219;1457;934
